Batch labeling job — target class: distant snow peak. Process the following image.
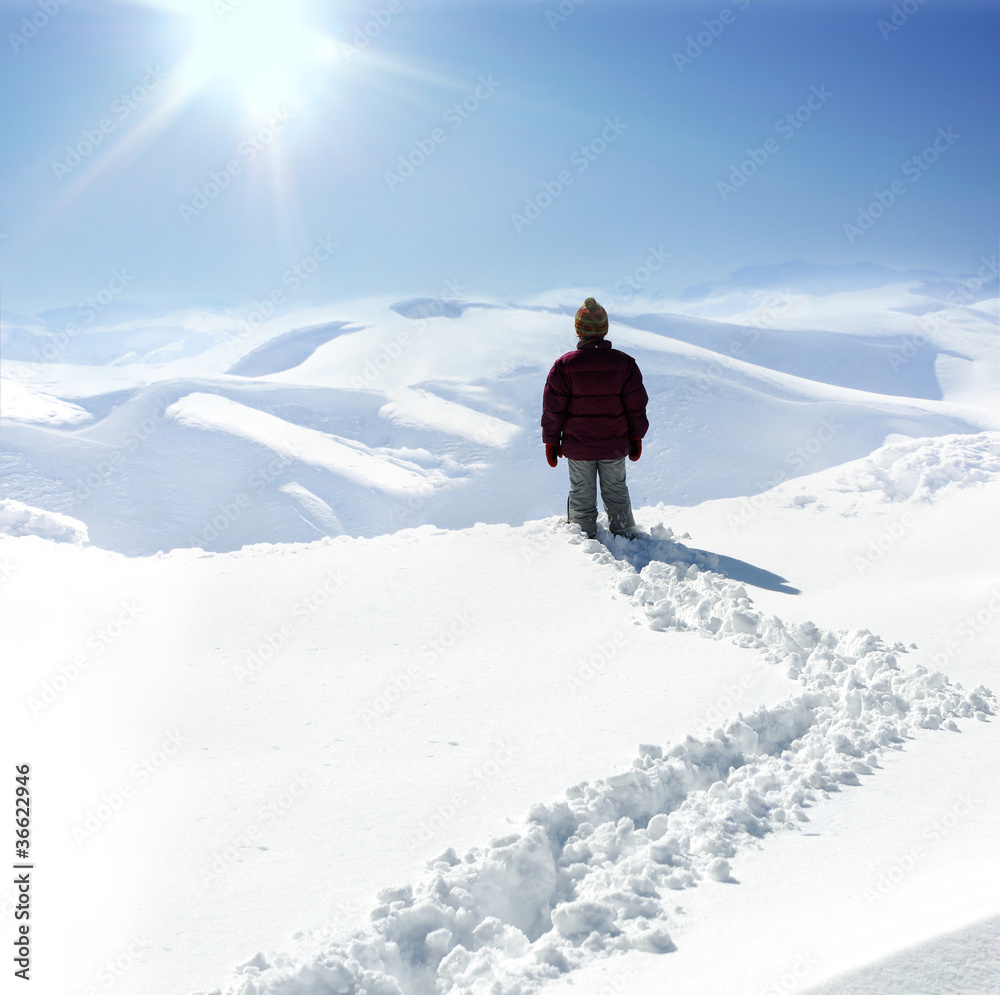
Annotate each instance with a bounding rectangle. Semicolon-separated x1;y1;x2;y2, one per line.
680;260;944;301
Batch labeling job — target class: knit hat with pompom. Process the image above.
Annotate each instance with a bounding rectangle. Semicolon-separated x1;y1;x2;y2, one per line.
574;297;608;336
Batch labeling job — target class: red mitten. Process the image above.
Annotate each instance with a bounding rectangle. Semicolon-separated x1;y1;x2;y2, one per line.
629;438;642;461
545;443;560;467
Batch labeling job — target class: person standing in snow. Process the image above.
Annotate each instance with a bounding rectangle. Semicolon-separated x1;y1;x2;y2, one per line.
541;297;648;539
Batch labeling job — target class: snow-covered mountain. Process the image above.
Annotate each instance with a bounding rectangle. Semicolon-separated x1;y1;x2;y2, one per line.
2;268;996;554
2;265;998;995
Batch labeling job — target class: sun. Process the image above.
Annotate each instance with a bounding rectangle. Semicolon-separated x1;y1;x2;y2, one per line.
36;0;344;232
162;0;338;119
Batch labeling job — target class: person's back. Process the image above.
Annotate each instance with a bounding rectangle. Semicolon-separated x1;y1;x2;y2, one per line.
543;337;647;461
541;298;648;538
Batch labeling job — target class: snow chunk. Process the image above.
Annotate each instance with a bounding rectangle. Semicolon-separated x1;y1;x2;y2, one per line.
646;814;670;841
552;901;617;939
706;858;732;882
236;952;270;973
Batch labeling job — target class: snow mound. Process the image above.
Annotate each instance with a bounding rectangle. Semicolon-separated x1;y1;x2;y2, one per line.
207;526;995;995
775;432;1000;516
166;392;449;498
0;376;92;426
378;389;521;447
0;499;88;544
226;322;355;378
837;431;1000;503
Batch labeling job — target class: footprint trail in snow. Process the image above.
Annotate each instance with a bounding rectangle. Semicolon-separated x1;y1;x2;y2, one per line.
212;521;995;995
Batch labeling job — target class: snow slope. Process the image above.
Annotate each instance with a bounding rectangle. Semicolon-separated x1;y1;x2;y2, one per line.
2;274;997;553
3;433;998;995
2;268;998;995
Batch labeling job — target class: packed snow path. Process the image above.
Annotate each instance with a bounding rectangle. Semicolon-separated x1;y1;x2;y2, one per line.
209;524;994;995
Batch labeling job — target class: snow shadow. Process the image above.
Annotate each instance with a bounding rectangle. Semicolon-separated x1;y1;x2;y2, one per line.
798;913;1000;995
226;320;358;377
598;527;801;595
711;553;801;595
390;297;465;319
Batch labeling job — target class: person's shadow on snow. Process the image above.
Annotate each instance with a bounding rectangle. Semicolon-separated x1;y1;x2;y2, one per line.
595;525;802;596
710;553;801;595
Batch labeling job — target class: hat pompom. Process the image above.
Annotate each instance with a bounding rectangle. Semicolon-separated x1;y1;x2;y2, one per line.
575;297;609;336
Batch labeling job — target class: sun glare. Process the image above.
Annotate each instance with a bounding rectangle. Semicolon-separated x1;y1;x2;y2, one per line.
39;0;344;230
175;0;333;119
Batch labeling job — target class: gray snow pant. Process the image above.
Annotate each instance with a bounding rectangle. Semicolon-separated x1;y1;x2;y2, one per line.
566;457;637;537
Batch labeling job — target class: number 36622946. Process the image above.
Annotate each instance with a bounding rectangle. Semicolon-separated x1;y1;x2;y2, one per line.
15;765;30;841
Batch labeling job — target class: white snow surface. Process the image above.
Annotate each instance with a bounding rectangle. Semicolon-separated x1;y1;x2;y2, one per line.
0;498;88;543
165;392;450;498
2;280;997;553
0;376;93;426
799;914;1000;994
781;430;1000;510
208;524;995;995
2;275;999;995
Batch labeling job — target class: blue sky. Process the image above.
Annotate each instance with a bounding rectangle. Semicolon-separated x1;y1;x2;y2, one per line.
0;0;997;313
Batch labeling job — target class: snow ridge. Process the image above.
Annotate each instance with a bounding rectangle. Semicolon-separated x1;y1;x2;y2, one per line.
209;527;995;995
0;499;89;544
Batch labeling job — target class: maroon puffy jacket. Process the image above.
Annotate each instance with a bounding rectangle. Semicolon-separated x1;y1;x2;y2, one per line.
541;338;649;460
